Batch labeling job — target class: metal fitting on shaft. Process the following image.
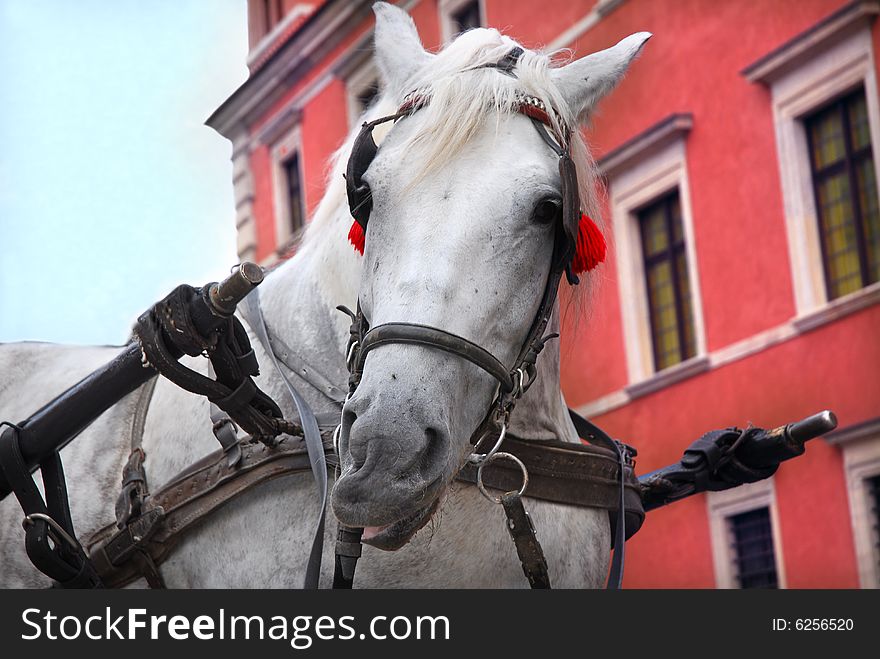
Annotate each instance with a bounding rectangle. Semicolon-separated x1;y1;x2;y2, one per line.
208;262;264;317
787;410;838;444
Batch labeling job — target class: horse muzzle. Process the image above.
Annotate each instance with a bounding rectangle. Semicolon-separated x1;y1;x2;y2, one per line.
330;387;454;535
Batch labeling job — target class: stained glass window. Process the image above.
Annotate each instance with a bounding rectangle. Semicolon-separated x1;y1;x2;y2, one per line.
638;191;697;371
806;88;880;299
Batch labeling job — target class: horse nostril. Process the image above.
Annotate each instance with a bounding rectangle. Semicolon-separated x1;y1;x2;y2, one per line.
417;425;446;478
344;407;367;468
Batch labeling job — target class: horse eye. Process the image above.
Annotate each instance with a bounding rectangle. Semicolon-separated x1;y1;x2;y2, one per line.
532;198;561;225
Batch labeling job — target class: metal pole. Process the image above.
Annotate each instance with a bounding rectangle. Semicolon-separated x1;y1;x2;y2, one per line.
0;263;265;500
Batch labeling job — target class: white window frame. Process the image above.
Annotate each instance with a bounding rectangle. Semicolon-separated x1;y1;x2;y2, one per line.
271;126;306;256
707;478;787;589
744;3;880;320
830;421;880;587
439;0;485;43
603;116;708;387
345;57;380;128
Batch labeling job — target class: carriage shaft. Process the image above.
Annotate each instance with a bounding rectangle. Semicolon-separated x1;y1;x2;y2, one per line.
0;343;155;500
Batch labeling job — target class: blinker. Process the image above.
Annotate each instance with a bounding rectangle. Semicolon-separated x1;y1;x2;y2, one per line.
346;120;380;230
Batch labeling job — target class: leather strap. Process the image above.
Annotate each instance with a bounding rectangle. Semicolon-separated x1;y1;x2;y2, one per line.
358;322;515;393
332;526;364;589
115;377;159;528
239;288;328;590
134;285;284;441
86;429;643;588
501;492;550;588
0;424;102;587
458;433;644;540
267;332;348;405
207;362;243;468
567;409;633;588
87;433;336;589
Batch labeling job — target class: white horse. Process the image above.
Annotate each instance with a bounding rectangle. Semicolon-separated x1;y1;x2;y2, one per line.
0;3;649;588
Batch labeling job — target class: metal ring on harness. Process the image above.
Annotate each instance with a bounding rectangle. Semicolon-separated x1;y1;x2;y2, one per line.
476;451;529;504
468;421;507;466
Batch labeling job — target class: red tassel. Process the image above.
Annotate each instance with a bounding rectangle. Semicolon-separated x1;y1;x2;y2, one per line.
571;213;606;274
348;221;365;254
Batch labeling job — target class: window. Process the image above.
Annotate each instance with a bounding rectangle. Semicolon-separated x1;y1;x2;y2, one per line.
283;153;304;237
452;1;481;33
728;507;779;589
805;89;880;300
638;191;697;371
343;55;381;127
743;2;880;317
707;478;786;588
440;0;484;42
869;474;880;575
601;113;707;389
269;124;306;261
355;79;380;114
833;421;880;587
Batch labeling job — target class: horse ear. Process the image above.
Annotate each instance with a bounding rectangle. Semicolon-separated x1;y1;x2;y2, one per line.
373;2;433;97
552;32;651;121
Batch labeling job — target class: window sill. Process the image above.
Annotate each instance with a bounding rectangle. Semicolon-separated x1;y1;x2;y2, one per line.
792;280;880;333
625;354;711;401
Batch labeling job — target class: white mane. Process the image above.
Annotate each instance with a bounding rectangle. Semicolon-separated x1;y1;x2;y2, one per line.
298;28;603;263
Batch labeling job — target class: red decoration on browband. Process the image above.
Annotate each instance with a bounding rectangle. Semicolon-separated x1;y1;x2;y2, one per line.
571;213;606;274
350;215;604;274
348;221;365;255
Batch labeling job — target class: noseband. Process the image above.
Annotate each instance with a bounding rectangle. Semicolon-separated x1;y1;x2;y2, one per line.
341;49;585;460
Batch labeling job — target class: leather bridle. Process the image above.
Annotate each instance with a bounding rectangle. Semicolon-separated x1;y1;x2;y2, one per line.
341;49;585;460
334;48;630;588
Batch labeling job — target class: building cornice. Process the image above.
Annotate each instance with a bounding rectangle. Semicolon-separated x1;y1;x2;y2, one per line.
247;3;318;72
206;0;374;139
742;0;880;84
596;112;693;179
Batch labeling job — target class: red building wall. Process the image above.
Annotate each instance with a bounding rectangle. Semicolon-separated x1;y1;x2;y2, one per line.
215;0;880;587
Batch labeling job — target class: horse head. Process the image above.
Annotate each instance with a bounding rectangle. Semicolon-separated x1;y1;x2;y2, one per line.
331;2;649;550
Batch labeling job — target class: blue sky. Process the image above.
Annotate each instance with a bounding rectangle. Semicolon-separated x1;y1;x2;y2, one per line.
0;0;248;345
